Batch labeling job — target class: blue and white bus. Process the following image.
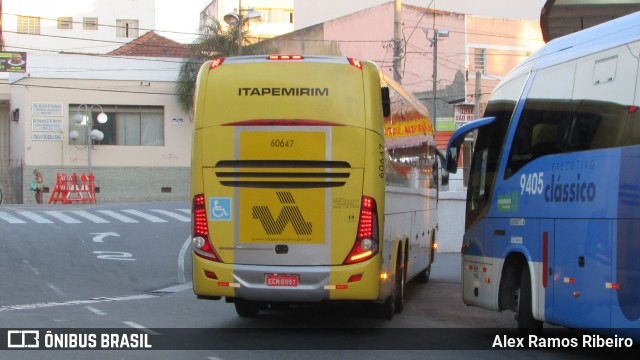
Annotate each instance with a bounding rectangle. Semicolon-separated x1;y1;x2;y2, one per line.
446;12;640;338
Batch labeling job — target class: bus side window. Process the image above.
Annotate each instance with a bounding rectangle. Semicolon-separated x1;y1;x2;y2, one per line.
531;123;560;157
381;87;391;118
567;47;638;151
629;110;640;145
568;100;633;151
505;101;571;177
505;63;575;178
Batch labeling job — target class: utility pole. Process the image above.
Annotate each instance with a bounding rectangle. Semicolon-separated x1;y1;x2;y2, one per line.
474;70;481;119
0;0;3;49
429;29;448;137
432;31;438;132
393;0;402;83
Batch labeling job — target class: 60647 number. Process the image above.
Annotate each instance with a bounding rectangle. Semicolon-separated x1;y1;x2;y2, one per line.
270;139;294;148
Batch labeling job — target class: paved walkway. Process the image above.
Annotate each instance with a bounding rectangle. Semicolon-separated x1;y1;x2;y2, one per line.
430;252;461;283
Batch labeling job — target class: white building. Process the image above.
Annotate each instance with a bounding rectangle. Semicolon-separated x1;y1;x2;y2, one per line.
1;36;192;204
1;0;164;54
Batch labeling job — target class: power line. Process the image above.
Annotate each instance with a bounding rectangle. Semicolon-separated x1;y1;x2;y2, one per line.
10;82;178;96
5;44;187;64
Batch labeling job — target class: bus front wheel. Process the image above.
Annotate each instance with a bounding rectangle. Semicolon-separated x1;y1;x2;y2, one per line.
516;264;543;332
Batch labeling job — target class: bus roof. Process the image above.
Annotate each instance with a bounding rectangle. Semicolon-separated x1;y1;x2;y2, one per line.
515;11;640;73
216;55;355;66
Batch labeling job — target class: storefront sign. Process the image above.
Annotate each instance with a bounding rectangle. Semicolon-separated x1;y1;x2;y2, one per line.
0;52;27;73
32;133;64;141
32;118;64;132
32;102;64;117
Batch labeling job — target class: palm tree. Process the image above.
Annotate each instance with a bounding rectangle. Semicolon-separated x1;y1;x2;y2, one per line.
176;17;274;114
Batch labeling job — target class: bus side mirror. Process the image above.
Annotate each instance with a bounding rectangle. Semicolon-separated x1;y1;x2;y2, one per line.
381;87;391;118
436;150;450;185
446;146;460;174
445;116;497;174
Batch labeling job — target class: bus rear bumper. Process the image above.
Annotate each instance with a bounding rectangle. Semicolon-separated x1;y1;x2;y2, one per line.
192;254;383;302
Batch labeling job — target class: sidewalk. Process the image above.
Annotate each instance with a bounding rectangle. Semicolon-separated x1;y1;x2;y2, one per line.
430;252;461;284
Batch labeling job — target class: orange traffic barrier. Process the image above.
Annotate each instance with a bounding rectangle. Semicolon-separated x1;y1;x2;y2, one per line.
48;172;96;204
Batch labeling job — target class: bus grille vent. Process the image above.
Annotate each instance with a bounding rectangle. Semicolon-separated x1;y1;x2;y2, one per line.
214;160;351;189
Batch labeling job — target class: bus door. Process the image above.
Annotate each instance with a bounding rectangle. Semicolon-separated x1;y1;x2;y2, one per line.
539;219;554;323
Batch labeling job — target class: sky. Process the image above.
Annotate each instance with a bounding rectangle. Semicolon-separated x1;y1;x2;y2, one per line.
155;0;211;43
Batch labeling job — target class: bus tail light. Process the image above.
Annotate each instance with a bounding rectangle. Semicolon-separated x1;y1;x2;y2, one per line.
192;194;222;262
210;58;225;69
348;58;363;69
267;55;304;61
344;196;379;264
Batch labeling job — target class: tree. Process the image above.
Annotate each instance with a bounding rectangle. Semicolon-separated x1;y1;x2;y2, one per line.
176;17;274;114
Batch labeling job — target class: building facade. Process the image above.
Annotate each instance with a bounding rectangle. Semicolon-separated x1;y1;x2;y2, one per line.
265;3;544;134
294;0;546;30
2;0;159;54
3;50;191;204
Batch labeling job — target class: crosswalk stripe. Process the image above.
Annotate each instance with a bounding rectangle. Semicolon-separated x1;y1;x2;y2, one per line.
150;209;190;222
0;212;27;224
122;209;167;223
68;210;110;223
16;211;54;224
0;208;193;225
97;210;139;223
43;211;82;224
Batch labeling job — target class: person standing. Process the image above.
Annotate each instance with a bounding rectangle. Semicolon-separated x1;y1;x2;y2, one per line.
33;169;44;204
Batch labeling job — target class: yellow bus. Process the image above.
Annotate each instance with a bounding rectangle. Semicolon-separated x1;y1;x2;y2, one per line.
191;55;438;318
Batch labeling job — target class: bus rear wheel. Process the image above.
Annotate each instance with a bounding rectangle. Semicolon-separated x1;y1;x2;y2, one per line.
414;264;431;284
394;255;405;313
234;299;262;317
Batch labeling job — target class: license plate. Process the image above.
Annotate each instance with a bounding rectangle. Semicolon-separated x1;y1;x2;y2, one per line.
265;274;299;287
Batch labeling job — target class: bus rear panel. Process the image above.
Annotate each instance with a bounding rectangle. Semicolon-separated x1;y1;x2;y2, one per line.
191;56;388;305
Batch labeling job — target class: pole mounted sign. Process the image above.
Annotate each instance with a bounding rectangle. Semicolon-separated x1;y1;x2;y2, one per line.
454;104;475;130
0;52;27;73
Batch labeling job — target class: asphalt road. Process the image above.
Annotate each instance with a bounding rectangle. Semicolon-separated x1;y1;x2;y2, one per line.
0;201;635;359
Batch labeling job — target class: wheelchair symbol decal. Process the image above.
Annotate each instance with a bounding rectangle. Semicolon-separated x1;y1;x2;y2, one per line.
210;197;232;221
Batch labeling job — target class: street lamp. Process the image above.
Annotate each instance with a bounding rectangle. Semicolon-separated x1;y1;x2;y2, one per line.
71;104;108;175
223;0;261;56
425;28;449;138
